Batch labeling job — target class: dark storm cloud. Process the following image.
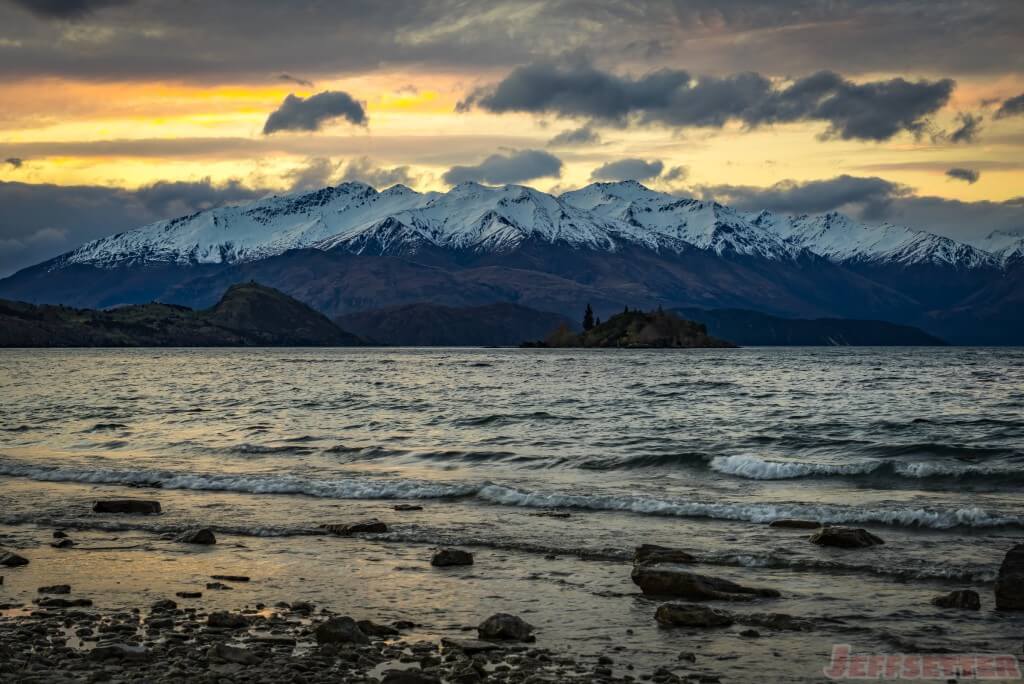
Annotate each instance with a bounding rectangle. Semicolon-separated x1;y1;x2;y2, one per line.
948;112;983;143
9;0;132;19
0;177;266;276
995;93;1024;119
278;73;314;89
460;62;954;141
4;157;22;168
262;91;367;134
0;1;1020;83
442;149;562;185
590;158;664;181
946;167;980;184
547;126;601;147
700;175;911;219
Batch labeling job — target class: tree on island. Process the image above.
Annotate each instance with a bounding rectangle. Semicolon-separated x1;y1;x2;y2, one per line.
583;303;595;331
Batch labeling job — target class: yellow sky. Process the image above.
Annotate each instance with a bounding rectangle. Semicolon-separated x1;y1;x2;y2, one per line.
2;72;1023;201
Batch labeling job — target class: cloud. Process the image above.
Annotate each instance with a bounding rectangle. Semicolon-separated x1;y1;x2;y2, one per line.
591;158;664;181
286;156;418;192
948;112;983;143
4;157;23;168
547;126;600;147
262;91;367;135
946;167;980;184
995;93;1024;119
459;62;955;141
337;156;416;189
700;175;911;219
9;0;132;19
0;1;1021;83
0;177;266;276
442;149;562;185
663;165;688;182
278;73;314;88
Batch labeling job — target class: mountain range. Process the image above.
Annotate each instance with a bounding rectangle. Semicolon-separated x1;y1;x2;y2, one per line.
1;179;1021;344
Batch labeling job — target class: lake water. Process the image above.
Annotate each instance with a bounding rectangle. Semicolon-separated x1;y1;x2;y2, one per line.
1;347;1022;680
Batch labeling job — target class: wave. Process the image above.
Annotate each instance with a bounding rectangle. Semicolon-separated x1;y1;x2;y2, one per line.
707;454;1024;483
0;459;1020;530
451;411;580;427
473;484;1022;529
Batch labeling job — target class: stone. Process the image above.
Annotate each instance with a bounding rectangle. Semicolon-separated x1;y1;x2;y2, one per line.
92;500;161;515
477;613;535;642
431;548;474;567
742;612;815;632
769;520;821;529
50;538;75;548
995;544;1024;611
740;629;761;637
655;603;734;628
394;504;423;511
175;591;202;599
151;599;177;612
207;611;249;629
36;597;93;608
208;643;261;665
210;574;249;582
441;638;504;654
315;616;370;645
177;528;216;545
0;552;29;567
631;565;780;601
206;582;232;590
90;643;149;661
53;530;68;538
38;585;71;595
357;619;400;637
931;590;981;610
381;670;441;684
809;526;884;548
321;519;388;535
634;544;696;565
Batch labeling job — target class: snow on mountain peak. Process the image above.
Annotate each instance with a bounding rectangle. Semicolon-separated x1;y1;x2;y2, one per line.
53;179;1002;271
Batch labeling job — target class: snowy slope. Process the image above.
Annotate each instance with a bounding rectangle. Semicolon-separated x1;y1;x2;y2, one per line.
561;181;804;259
979;230;1024;266
54;179;1001;271
750;211;997;269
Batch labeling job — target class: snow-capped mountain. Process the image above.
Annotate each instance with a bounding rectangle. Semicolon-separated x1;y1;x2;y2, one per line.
56;179;1004;272
749;210;997;269
979;230;1024;266
560;181;804;260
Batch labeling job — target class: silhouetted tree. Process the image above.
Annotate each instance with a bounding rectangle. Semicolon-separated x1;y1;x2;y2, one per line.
583;303;595;331
594;316;601;327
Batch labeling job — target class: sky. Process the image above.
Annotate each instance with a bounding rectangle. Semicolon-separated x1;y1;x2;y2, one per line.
1;0;1023;276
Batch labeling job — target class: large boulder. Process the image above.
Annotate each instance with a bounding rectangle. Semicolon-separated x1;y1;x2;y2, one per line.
92;500;161;515
177;528;216;545
431;548;474;567
995;544;1024;611
932;590;981;611
655;603;734;628
321;519;388;535
0;552;29;567
38;585;71;595
634;544;696;565
207;611;249;629
631;565;779;601
809;526;884;548
477;613;535;642
315;616;370;645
